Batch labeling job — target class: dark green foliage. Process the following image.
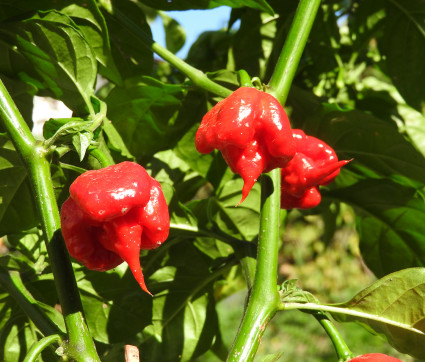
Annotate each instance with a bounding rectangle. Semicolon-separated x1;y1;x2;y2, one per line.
0;0;424;360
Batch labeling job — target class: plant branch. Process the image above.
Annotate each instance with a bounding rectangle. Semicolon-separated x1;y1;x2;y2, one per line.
313;312;353;361
0;78;100;362
227;170;281;361
227;0;322;359
23;334;62;362
268;0;322;105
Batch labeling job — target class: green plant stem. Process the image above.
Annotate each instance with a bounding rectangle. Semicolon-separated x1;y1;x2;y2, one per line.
0;267;63;336
100;3;232;98
88;145;115;168
227;170;281;361
23;334;62;362
268;0;322;105
0;78;100;362
228;0;322;359
314;312;353;361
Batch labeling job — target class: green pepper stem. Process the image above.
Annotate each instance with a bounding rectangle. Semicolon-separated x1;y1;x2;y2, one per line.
0;78;100;362
268;0;322;105
23;334;62;362
227;0;322;359
99;2;232;99
313;312;354;361
227;171;281;361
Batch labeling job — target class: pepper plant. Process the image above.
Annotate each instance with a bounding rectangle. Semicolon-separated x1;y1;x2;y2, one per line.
0;0;425;361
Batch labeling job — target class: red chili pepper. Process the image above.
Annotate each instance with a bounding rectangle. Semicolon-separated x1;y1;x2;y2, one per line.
350;353;402;361
195;87;295;204
60;161;169;295
281;129;350;209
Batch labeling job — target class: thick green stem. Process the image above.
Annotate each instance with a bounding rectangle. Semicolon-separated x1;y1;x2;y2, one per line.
314;312;353;361
0;78;100;362
227;170;281;361
100;3;232;98
228;1;322;359
268;0;322;105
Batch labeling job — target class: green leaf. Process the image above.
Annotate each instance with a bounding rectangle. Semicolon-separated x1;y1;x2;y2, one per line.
76;267;152;345
211;178;261;242
105;78;195;161
396;103;425;158
379;0;425;111
72;131;93;161
174;124;214;179
331;268;425;359
0;137;38;236
101;119;135;161
186;31;232;72
43;117;85;140
140;240;219;362
326;179;425;277
59;0;121;84
102;0;154;78
43;117;96;160
295;100;425;189
211;0;274;15
232;11;277;80
138;0;273;13
159;12;186;54
1;10;97;112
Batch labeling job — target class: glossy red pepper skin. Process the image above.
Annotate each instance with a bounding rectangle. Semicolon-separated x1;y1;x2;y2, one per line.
350;353;402;361
195;87;295;204
60;162;169;295
281;129;350;209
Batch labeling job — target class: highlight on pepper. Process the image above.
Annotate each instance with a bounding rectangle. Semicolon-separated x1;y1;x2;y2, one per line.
60;161;170;295
195;87;296;205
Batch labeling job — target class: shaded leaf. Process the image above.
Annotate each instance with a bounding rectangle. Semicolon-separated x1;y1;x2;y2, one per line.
0;137;38;236
232;10;277;80
291;95;425;189
102;0;154;78
140;240;220;361
326;179;425;277
379;0;425;111
186;30;231;72
137;0;273;14
160;12;186;54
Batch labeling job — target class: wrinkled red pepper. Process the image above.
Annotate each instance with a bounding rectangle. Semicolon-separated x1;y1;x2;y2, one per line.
195;87;295;204
350;353;402;361
60;161;169;295
281;129;349;209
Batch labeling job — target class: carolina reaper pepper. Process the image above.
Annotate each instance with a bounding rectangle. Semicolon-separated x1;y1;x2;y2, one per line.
60;161;169;295
350;353;402;361
195;87;295;204
281;129;350;209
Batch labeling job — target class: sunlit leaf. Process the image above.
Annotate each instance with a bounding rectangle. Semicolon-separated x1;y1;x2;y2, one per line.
331;268;425;359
